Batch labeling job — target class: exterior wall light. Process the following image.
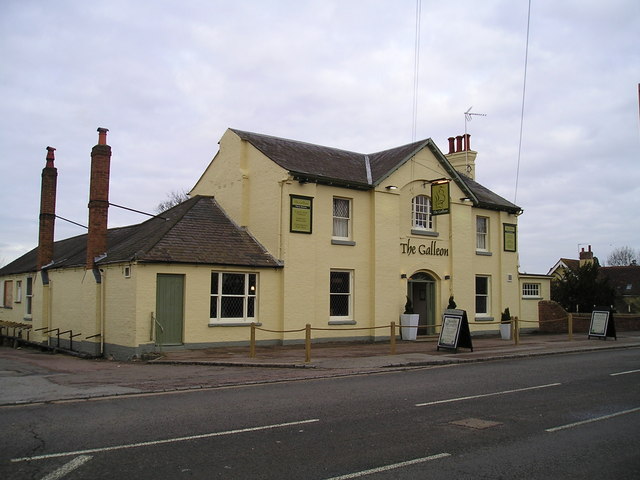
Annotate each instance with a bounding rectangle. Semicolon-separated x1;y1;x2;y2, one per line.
386;185;398;190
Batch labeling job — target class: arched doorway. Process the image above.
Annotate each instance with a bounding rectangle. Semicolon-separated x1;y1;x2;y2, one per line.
408;272;436;335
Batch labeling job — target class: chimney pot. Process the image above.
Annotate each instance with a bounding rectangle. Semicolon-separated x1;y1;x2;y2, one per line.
97;127;109;145
464;133;471;151
45;146;56;168
447;137;455;154
455;135;463;153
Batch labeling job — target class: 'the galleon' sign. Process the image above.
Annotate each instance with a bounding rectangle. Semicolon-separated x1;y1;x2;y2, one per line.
400;238;449;257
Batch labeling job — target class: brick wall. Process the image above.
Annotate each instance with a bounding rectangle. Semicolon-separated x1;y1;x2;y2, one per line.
538;300;640;333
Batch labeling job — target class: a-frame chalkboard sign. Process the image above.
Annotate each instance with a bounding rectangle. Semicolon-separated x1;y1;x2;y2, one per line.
437;309;473;352
588;307;616;340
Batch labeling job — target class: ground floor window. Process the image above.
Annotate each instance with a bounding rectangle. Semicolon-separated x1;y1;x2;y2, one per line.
25;277;33;316
522;282;540;298
2;280;13;308
475;275;490;316
210;272;256;322
330;270;352;320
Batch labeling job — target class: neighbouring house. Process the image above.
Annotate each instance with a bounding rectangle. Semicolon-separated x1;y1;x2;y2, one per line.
547;245;640;313
0;127;551;359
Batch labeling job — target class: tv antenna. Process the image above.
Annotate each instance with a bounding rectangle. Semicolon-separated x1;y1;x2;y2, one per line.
463;106;487;174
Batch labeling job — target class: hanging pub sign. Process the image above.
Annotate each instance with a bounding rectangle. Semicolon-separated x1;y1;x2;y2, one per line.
290;195;313;234
503;223;517;252
588;307;616;340
437;309;473;352
431;181;450;215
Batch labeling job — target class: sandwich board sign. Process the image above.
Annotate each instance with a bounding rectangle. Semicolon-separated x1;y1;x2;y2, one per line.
588;307;616;340
437;309;473;352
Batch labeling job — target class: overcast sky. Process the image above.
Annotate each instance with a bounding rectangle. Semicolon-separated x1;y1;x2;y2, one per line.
1;0;639;274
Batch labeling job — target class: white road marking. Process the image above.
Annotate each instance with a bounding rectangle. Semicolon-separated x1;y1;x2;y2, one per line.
322;453;451;480
12;419;320;463
415;383;561;407
545;406;640;432
610;369;640;376
40;455;92;480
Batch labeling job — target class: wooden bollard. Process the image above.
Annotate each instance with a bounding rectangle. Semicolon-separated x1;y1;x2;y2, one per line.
305;324;312;363
390;322;396;355
250;323;256;358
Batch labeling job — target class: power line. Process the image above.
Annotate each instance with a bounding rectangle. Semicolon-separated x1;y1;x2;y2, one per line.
514;0;532;204
411;0;422;142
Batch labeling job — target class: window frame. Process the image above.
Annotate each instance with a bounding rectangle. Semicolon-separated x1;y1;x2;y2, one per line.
332;197;352;240
329;270;353;322
412;195;433;231
25;277;33;316
15;280;22;303
522;282;541;298
209;272;257;324
476;216;489;252
2;280;13;308
475;275;490;317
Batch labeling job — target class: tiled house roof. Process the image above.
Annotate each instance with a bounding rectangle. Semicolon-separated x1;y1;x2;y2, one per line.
0;196;281;276
230;129;521;213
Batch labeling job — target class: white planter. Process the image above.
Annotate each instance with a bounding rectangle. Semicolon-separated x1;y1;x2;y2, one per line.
400;314;419;341
500;323;511;340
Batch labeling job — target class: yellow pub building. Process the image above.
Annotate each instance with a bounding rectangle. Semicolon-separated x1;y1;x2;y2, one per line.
0;128;550;359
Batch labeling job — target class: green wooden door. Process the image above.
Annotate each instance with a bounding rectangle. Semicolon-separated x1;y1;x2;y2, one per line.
156;274;184;345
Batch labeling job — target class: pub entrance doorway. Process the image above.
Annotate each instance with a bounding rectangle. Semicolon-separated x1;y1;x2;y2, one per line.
408;272;436;335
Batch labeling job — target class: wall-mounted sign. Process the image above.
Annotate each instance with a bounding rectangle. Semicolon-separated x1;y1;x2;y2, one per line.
503;223;517;252
588;307;617;340
437;309;473;352
431;182;450;216
400;238;449;257
290;195;313;234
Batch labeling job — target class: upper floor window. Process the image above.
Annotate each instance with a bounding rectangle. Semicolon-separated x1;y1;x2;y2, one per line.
412;195;432;230
476;216;489;251
332;197;351;239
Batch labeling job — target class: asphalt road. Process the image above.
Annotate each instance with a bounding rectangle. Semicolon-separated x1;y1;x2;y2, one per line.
1;349;639;479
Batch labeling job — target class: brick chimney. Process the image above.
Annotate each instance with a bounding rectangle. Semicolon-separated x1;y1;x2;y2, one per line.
579;245;594;267
444;134;477;180
37;146;58;270
86;128;111;270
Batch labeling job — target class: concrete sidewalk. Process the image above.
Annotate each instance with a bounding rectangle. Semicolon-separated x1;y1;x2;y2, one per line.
1;332;639;406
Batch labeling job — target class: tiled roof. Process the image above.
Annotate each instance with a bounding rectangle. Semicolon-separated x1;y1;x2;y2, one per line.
230;129;521;213
0;196;281;276
458;174;521;214
601;265;640;296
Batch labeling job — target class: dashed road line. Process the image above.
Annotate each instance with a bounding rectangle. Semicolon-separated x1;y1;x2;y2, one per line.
322;453;451;480
545;407;640;433
12;419;320;463
40;455;92;480
415;383;561;407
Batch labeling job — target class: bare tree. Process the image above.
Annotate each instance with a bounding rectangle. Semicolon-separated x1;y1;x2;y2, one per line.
155;189;190;214
606;246;638;266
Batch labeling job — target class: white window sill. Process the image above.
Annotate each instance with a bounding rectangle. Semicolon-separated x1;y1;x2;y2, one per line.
208;321;261;327
474;316;494;322
476;250;493;256
411;229;439;237
331;239;356;246
328;320;356;325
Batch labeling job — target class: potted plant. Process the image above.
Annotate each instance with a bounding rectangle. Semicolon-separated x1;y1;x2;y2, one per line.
400;296;419;341
500;308;512;340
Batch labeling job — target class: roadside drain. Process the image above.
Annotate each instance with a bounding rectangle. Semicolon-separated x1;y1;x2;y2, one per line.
449;418;502;430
